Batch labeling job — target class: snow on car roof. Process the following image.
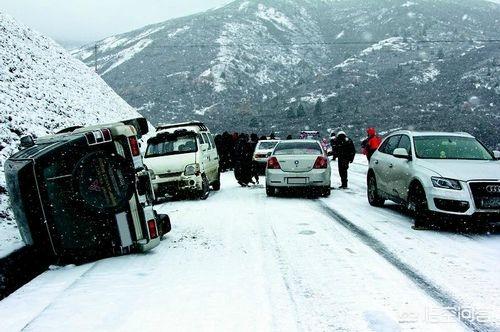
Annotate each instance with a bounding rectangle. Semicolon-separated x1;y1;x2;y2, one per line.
391;130;474;138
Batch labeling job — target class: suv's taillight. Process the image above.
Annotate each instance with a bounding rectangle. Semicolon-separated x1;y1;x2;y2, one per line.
148;219;158;239
313;156;328;169
129;136;140;156
85;128;112;145
267;157;281;169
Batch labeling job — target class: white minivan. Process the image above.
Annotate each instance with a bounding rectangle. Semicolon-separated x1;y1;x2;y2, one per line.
144;121;220;200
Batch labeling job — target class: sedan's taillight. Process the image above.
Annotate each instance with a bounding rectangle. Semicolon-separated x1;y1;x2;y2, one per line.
313;156;328;169
129;136;140;156
267;157;281;169
148;219;158;239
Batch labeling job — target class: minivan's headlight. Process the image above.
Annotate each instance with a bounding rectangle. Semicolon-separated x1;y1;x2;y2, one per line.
431;177;462;190
185;163;200;176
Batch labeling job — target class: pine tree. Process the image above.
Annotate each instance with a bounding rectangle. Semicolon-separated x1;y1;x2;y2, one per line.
296;104;306;117
314;100;322;117
286;107;296;119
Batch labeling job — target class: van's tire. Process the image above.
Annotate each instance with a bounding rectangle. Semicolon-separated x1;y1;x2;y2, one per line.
212;172;221;191
199;174;210;200
367;173;385;207
266;186;276;197
408;182;431;229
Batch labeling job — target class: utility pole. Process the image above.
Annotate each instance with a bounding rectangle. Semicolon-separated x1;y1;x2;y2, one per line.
94;43;98;72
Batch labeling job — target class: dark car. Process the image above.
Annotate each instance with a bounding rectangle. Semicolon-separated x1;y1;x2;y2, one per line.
4;117;171;263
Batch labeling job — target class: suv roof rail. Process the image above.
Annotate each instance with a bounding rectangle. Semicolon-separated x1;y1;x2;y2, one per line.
156;121;208;132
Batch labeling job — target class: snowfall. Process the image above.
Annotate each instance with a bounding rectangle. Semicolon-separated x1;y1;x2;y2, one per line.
0;156;499;332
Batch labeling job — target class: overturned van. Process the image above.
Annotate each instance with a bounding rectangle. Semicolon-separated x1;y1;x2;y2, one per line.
4;118;171;263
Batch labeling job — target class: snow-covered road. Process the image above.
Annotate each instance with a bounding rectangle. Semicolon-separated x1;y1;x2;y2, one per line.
0;158;499;332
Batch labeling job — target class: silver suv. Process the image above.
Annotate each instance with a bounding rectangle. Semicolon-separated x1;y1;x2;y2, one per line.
367;131;500;228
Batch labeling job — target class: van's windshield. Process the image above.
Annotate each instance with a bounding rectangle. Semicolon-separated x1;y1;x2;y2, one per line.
145;133;198;158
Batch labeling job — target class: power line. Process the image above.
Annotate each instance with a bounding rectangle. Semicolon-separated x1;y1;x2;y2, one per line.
127;39;500;49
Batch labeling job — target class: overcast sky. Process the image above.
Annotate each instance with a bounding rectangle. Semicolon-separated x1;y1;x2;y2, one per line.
0;0;231;46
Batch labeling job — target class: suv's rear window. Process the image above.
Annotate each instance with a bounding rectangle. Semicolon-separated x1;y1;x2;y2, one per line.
274;142;322;155
414;136;493;160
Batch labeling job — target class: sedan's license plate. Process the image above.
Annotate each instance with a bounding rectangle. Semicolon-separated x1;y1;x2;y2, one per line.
287;177;308;184
481;197;500;209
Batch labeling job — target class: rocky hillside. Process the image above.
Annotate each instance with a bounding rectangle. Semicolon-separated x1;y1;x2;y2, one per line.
0;12;141;256
73;0;500;147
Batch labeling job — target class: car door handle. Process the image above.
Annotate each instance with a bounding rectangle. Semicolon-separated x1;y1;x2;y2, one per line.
389;163;393;168
374;160;379;164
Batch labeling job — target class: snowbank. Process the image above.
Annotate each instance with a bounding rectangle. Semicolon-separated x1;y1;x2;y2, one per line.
0;12;141;257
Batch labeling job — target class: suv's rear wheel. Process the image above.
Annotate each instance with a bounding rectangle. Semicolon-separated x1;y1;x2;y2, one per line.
408;182;432;229
199;174;210;200
367;173;385;207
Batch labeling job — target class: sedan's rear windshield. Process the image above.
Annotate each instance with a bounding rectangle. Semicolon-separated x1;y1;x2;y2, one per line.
414;136;493;160
257;141;279;150
146;134;198;158
274;142;322;155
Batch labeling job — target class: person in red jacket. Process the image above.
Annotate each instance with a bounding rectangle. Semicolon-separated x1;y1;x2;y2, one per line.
361;127;382;161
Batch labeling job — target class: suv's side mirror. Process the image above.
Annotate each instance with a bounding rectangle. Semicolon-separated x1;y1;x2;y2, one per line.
393;148;410;159
493;150;500;160
20;135;35;148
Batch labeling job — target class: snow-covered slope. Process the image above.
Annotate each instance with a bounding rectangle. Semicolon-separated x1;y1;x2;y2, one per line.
0;12;141;257
72;0;500;147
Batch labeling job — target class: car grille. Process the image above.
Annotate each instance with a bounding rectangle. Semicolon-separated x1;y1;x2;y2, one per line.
469;182;500;210
158;172;182;178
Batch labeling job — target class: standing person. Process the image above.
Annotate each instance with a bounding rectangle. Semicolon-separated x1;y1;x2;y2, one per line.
333;131;356;189
330;132;338;159
233;133;248;186
249;133;260;184
361;127;382;161
214;134;225;171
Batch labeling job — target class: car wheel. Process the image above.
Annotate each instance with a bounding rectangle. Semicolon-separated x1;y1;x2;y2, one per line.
266;186;276;197
199;174;210;200
367;173;385;207
212;172;221;191
408;182;432;229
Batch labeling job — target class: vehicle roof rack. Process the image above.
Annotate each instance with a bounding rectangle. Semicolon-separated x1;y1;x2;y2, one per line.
156;121;208;132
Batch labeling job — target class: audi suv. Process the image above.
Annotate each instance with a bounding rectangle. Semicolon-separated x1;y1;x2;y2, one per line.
366;131;500;228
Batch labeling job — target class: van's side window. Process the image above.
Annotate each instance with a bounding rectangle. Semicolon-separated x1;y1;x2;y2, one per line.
202;133;212;149
197;134;205;145
208;134;216;151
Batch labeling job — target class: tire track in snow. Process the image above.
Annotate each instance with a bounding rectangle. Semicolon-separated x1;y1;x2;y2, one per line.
20;262;98;331
318;201;496;332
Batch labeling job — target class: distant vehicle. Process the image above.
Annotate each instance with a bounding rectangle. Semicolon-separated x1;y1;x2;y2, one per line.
144;121;220;200
266;140;331;197
367;131;500;228
4;118;171;263
253;140;280;175
299;131;320;141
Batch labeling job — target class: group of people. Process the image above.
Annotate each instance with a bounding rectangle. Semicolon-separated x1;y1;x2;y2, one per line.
214;128;382;190
328;127;381;189
214;132;269;187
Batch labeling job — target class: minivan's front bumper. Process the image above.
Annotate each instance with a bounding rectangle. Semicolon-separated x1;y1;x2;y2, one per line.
152;173;203;195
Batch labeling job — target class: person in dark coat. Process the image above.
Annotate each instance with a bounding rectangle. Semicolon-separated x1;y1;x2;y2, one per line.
330;132;338;159
333;131;356;189
233;133;248;185
361;127;382;161
221;131;233;171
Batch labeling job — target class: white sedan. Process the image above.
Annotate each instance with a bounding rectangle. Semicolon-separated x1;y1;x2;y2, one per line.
265;140;331;197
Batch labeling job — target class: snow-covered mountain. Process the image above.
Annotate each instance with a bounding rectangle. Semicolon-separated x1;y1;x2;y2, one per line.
0;12;141;256
73;0;500;146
